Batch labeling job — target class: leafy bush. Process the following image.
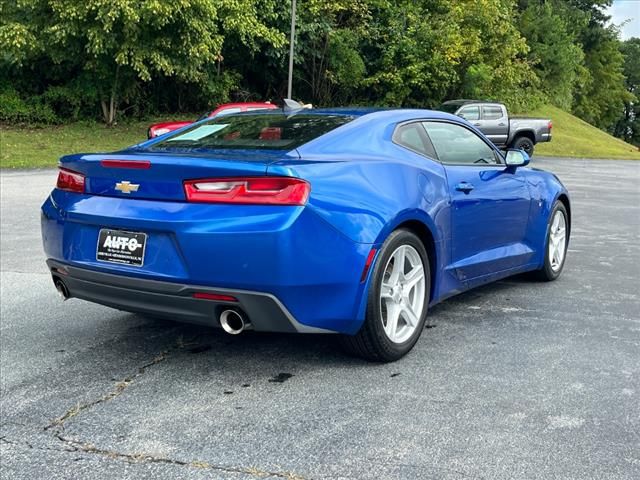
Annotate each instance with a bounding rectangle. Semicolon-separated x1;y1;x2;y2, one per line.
0;88;58;124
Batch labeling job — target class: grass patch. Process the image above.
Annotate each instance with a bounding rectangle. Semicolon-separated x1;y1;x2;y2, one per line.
519;104;640;160
0;116;193;169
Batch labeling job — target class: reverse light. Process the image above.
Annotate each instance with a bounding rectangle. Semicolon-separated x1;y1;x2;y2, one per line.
184;177;310;205
56;168;85;193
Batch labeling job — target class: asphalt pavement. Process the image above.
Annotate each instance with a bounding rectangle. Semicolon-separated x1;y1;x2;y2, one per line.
1;158;639;479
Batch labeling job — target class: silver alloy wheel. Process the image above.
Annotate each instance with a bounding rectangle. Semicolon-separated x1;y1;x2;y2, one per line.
549;210;567;272
379;245;426;344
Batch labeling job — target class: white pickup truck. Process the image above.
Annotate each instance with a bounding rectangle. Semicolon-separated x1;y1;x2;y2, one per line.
437;100;552;156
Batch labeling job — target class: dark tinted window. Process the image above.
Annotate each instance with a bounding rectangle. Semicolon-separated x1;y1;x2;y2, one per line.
483;106;504;120
393;123;437;158
150;113;354;151
458;106;480;121
437;103;461;114
423;122;500;165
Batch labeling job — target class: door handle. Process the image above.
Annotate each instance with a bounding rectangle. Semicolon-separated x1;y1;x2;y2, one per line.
473;123;481;126
498;122;506;126
455;182;474;194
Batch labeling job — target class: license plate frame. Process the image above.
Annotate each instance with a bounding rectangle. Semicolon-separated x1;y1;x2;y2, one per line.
96;229;147;267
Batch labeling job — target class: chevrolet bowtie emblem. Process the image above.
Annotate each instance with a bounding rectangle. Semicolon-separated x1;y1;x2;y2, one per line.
115;181;140;194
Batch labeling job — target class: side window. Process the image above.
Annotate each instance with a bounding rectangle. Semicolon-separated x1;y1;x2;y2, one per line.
393;123;437;158
457;106;480;121
483;106;504;120
423;122;501;165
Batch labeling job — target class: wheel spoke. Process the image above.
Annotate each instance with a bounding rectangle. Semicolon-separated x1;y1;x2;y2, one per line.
401;304;419;328
390;246;406;284
385;303;401;340
380;282;394;299
552;245;562;266
404;264;424;290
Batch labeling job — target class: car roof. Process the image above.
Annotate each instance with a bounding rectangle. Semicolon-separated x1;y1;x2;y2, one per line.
441;99;501;106
292;108;471;156
214;102;278;110
232;107;458;121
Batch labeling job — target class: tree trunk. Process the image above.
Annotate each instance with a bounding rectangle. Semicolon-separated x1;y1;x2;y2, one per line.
101;66;120;125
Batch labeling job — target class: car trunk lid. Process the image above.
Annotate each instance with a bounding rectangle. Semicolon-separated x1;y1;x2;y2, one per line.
60;149;298;202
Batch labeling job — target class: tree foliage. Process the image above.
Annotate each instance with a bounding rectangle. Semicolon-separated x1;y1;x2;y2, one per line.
0;0;636;141
614;38;640;145
0;0;284;123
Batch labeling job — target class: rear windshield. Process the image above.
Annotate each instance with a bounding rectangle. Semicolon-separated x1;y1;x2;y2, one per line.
149;113;354;151
436;103;461;114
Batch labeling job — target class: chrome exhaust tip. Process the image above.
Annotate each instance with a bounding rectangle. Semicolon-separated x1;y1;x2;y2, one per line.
53;277;70;301
219;309;246;335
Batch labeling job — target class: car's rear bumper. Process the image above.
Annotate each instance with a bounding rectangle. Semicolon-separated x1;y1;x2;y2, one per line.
47;259;332;333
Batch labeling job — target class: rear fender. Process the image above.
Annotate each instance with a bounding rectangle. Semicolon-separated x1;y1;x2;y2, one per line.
355;211;447;326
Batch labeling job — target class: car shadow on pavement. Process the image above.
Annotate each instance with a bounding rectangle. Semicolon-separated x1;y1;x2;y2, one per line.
107;273;539;371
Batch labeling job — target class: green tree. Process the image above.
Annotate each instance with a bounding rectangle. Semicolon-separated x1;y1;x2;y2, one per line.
517;2;585;109
362;0;537;110
614;38;640;145
0;0;284;123
572;25;631;129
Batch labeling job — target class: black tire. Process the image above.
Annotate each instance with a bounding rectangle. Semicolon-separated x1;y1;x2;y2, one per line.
534;201;569;281
340;229;431;362
511;136;535;157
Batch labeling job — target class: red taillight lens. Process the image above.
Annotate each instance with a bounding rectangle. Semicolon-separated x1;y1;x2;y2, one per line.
184;177;310;205
56;168;85;193
548;120;553;130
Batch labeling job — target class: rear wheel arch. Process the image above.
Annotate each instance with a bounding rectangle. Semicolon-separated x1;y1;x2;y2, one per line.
556;193;571;236
511;130;536;145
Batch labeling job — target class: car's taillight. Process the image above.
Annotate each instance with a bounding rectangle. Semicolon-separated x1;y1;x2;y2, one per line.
56;168;85;193
152;127;171;137
548;120;553;130
184;177;310;205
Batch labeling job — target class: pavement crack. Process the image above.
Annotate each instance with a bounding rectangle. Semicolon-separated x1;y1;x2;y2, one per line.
0;436;76;454
44;336;196;431
54;433;307;479
39;335;308;478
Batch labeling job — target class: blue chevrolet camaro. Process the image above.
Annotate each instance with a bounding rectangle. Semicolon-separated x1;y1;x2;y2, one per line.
41;107;570;361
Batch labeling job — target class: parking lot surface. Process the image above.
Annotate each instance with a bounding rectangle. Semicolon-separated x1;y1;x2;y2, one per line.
1;158;639;479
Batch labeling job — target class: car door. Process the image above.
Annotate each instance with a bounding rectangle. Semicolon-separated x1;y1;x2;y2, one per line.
422;121;533;282
480;105;508;146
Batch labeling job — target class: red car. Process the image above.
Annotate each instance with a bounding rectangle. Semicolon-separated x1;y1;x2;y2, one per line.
147;102;278;139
